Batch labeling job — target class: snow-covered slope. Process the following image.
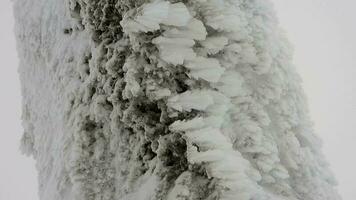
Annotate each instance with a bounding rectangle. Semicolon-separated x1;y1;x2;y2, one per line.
14;0;341;199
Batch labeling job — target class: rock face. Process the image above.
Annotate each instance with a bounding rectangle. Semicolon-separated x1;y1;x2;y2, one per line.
14;0;340;199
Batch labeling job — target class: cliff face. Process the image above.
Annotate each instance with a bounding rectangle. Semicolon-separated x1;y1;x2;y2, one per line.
14;0;340;199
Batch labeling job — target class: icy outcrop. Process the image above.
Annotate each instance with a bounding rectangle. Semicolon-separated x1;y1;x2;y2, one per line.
14;0;341;199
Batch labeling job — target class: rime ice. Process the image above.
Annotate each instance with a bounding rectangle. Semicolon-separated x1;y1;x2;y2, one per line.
14;0;341;199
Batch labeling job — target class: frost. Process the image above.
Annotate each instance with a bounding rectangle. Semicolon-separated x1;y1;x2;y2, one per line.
121;0;192;33
200;36;229;55
170;116;223;132
163;19;207;41
152;18;207;65
15;0;341;199
121;0;170;33
123;56;142;98
152;88;171;100
152;37;196;65
186;127;232;150
161;3;192;27
166;172;191;200
167;90;215;112
198;0;247;32
121;175;159;200
213;70;244;97
185;57;225;83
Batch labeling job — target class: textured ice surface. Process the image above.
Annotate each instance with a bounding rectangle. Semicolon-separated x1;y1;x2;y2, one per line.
14;0;341;199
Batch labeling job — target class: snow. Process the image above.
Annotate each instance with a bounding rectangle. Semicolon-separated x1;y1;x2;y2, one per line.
198;0;247;32
152;88;171;100
123;56;142;98
152;18;207;65
121;0;170;33
185;127;232;150
15;0;341;199
213;70;244;97
152;36;196;65
120;175;159;200
163;19;207;41
161;3;192;27
170;116;224;132
200;36;229;55
185;56;225;83
121;0;192;33
167;90;215;112
166;172;191;200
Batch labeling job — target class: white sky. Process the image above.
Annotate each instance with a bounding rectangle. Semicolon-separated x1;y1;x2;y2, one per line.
273;0;356;199
0;2;38;200
0;0;355;199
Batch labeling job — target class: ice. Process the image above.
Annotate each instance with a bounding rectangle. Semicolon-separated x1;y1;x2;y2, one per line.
163;19;207;41
121;0;170;33
200;36;229;54
162;3;191;27
15;0;341;199
167;90;215;112
185;57;225;83
152;36;196;65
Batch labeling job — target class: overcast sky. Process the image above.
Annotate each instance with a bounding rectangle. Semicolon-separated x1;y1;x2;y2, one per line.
0;2;38;200
0;0;355;199
273;1;356;199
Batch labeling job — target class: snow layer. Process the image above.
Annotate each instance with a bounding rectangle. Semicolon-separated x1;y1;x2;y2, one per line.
14;0;341;199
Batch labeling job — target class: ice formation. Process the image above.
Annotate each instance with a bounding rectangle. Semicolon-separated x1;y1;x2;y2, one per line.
14;0;341;199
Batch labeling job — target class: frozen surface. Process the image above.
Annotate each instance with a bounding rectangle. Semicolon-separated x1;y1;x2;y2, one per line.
14;0;341;199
